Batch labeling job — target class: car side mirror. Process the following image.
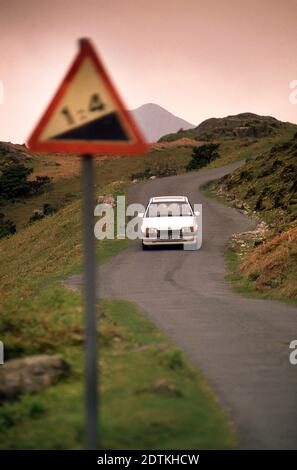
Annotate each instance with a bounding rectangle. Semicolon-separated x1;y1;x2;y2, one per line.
194;211;200;217
138;212;144;218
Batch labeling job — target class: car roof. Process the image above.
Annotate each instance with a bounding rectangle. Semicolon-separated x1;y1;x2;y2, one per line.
149;196;189;203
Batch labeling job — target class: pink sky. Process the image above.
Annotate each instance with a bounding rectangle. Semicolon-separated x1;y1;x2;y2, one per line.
1;0;297;143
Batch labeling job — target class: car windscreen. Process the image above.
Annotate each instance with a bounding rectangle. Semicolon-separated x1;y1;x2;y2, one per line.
146;202;193;217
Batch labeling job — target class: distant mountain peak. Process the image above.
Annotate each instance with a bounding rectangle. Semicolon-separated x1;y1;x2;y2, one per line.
136;103;167;111
131;103;194;142
137;102;159;108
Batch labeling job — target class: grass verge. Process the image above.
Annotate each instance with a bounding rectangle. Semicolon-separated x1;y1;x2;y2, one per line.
224;244;297;307
0;299;236;449
204;173;297;306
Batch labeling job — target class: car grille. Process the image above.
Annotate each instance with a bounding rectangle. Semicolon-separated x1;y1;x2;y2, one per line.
157;229;182;239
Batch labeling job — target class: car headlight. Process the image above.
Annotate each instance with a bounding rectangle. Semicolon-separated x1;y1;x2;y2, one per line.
145;227;158;237
182;225;197;234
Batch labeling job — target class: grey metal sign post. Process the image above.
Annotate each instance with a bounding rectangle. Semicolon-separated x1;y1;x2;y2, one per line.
82;154;98;449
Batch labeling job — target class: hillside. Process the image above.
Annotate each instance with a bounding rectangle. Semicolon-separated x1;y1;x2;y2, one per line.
212;133;297;301
131;103;194;142
0;142;33;170
218;135;297;227
0;141;194;231
159;112;297;142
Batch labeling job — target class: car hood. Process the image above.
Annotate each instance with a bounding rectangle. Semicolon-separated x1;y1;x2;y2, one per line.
141;216;195;230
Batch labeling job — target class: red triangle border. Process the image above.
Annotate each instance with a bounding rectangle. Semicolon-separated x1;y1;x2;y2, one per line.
27;39;148;155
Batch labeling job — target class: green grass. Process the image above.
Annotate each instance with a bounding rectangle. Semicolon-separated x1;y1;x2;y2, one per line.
201;185;222;201
0;195;128;359
159;129;200;142
224;247;256;296
223;246;266;297
0;298;236;449
206;132;295;169
223;246;286;300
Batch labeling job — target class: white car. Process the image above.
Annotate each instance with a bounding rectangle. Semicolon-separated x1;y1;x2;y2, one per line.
140;196;201;250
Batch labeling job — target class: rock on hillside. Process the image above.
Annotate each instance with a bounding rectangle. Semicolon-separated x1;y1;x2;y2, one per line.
0;355;69;401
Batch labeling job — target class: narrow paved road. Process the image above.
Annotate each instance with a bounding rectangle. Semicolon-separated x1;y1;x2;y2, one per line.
65;162;297;449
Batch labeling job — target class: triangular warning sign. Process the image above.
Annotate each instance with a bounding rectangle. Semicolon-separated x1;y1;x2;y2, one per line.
27;39;147;155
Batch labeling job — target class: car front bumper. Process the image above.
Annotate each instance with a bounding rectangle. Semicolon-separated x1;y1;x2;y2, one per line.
142;235;197;246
